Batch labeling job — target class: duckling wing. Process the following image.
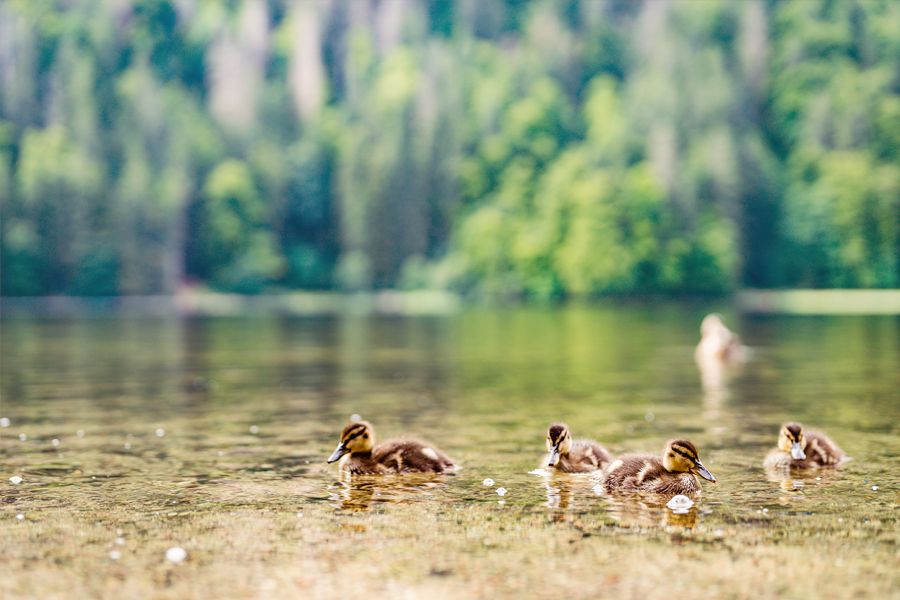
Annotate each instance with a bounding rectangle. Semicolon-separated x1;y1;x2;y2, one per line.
373;439;456;473
601;454;660;491
570;440;613;471
805;431;845;466
603;455;700;494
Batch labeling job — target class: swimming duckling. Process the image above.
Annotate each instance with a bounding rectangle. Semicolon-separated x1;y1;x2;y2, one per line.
327;420;456;475
602;440;716;495
763;422;846;469
545;423;613;473
695;313;746;363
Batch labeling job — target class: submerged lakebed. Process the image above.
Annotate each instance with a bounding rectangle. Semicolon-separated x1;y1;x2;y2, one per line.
1;306;898;598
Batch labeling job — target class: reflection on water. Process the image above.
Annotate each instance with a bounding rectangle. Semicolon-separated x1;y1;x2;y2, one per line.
764;461;848;494
1;306;898;597
603;494;701;530
330;474;453;511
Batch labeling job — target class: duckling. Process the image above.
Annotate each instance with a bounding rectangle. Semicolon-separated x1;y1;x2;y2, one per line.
695;313;746;363
602;440;716;495
545;423;613;473
327;420;456;475
763;422;846;469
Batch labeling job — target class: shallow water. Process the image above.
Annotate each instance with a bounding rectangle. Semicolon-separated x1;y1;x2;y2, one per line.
1;306;898;599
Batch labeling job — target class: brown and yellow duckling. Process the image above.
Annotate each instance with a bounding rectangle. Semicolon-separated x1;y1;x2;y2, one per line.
763;422;846;469
327;420;456;475
545;423;613;473
602;440;716;495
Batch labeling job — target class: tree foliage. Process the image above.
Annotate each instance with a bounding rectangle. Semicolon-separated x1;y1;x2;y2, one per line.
0;0;897;298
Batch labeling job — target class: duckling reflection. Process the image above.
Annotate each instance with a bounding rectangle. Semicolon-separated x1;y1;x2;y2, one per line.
330;477;377;510
543;476;575;523
765;455;847;494
539;473;610;528
330;474;450;511
601;494;699;530
697;348;744;400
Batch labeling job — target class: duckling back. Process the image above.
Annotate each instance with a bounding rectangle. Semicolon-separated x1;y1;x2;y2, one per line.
371;438;456;473
553;440;613;473
602;454;702;495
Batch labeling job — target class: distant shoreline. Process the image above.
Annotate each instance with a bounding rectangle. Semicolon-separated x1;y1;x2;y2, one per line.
1;289;898;317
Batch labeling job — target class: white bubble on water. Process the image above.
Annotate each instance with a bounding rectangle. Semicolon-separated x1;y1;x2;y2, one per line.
18;433;27;441
115;537;125;546
349;414;362;422
871;485;879;491
51;438;60;448
496;487;507;497
165;547;187;563
16;513;24;521
123;442;132;450
249;425;260;434
666;494;694;513
592;484;604;495
482;478;494;487
109;550;122;561
9;475;23;485
0;417;10;428
155;428;165;438
76;429;85;438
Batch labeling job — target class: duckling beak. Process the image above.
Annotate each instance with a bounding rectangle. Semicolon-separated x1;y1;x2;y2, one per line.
791;442;806;460
694;461;716;482
547;446;561;467
328;442;348;464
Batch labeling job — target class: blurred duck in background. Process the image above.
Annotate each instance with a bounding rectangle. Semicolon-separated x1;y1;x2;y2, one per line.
695;313;747;364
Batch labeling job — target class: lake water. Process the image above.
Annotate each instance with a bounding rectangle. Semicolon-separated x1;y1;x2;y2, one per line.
1;306;898;598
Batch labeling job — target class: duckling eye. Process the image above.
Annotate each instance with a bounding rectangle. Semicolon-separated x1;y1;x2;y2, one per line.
363;434;369;439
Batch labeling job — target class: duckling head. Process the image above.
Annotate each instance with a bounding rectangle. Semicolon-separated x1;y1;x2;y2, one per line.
546;423;572;467
328;421;375;463
663;440;716;482
700;313;727;337
778;422;807;460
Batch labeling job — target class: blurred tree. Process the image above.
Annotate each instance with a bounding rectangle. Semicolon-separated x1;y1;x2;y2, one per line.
0;0;897;298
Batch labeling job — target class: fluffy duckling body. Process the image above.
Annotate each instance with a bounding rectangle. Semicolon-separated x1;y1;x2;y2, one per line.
695;314;746;363
327;421;455;475
545;423;613;473
764;422;846;469
602;440;716;495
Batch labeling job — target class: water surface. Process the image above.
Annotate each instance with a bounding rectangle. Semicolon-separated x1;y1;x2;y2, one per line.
1;306;898;598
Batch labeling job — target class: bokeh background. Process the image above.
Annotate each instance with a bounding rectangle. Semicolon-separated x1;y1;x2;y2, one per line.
0;0;898;300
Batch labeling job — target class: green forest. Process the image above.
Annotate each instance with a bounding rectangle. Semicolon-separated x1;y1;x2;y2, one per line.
0;0;898;299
